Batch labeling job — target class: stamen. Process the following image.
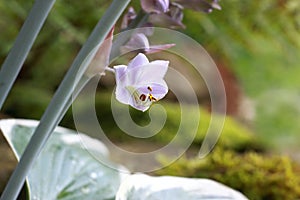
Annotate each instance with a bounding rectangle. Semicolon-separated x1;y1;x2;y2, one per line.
147;86;153;92
139;94;147;101
148;94;157;102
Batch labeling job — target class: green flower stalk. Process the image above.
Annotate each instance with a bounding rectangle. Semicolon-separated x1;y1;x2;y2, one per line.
0;0;56;110
0;0;130;199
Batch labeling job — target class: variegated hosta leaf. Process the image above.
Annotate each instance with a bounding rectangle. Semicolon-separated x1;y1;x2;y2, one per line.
0;119;129;200
116;174;249;200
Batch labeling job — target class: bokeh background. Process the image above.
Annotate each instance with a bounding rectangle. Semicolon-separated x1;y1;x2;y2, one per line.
1;0;300;199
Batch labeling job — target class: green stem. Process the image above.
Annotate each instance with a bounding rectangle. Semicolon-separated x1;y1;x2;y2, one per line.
0;0;130;199
0;0;56;110
57;76;91;126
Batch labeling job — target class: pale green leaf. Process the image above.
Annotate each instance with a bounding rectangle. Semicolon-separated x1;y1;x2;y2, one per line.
0;119;128;200
116;174;248;200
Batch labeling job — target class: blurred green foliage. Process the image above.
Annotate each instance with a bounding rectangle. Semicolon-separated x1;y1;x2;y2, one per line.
1;1;300;148
93;91;264;152
0;0;111;126
3;82;264;154
2;0;299;96
0;0;109;92
156;148;300;200
184;0;300;96
3;83;52;118
183;0;300;146
254;89;300;149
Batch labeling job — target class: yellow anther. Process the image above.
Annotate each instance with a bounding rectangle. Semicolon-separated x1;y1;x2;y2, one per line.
148;94;157;102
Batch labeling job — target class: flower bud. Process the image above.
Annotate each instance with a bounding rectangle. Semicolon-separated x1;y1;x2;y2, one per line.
141;0;170;13
173;0;221;13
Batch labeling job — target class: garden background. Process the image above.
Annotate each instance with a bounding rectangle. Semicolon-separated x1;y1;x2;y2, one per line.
0;0;300;199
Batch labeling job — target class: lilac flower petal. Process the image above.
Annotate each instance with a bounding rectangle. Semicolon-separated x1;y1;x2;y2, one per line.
114;65;128;84
157;0;169;13
127;33;150;50
148;2;185;29
141;0;169;14
121;7;137;29
145;43;176;54
147;60;169;77
169;2;184;21
173;0;221;13
124;61;168;87
211;0;221;10
114;65;132;104
149;83;168;98
121;33;175;55
120;33;150;54
115;85;131;105
117;56;168;87
127;53;149;69
114;53;169;112
136;83;168;100
149;13;185;29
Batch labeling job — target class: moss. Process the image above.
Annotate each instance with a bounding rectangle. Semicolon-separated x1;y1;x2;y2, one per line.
156;149;300;200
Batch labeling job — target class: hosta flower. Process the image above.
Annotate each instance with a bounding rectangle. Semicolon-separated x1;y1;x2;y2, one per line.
114;53;169;111
120;33;175;54
172;0;221;13
141;0;170;14
85;28;114;77
121;7;137;29
149;3;185;29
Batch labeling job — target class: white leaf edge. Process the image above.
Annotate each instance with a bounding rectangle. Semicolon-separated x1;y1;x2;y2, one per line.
116;174;249;200
0;118;110;160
